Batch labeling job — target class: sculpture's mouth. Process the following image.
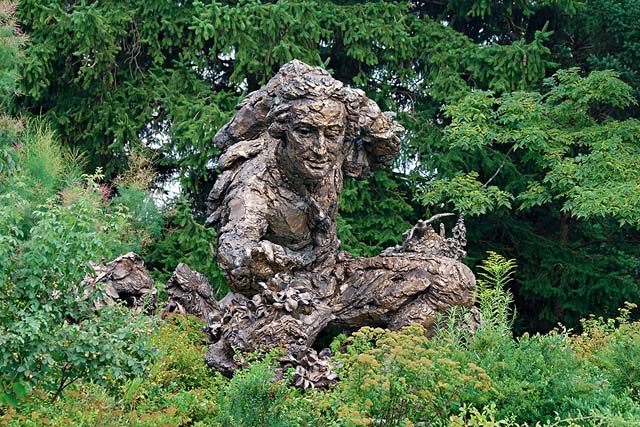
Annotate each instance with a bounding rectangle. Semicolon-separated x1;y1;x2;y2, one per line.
305;159;330;171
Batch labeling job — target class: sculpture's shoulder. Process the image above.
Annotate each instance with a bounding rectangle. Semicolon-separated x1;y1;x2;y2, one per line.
206;138;279;227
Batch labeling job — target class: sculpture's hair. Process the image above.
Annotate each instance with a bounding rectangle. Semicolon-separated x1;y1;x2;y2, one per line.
213;60;403;177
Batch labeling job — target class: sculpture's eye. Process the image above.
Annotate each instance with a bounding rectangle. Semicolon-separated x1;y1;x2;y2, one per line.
325;126;343;138
295;125;313;136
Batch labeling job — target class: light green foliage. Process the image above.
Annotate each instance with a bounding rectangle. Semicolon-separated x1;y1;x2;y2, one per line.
0;316;220;426
0;2;23;109
437;69;640;225
434;68;640;329
2;292;640;426
419;172;512;216
146;315;221;393
214;357;295;427
326;325;493;426
449;404;518;427
476;252;517;335
0;3;24;177
120;315;223;425
111;185;163;250
0;122;156;404
573;303;640;403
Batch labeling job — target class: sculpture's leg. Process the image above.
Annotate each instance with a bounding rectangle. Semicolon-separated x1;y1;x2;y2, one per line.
329;254;476;333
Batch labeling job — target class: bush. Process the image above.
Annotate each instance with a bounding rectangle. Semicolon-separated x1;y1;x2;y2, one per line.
573;303;640;402
214;358;295;427
0;123;156;405
325;325;492;427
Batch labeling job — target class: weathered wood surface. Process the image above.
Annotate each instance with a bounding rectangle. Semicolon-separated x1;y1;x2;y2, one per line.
202;60;479;387
162;263;217;320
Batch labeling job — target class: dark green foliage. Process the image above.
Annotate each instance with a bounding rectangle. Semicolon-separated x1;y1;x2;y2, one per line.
338;172;416;257
145;198;227;298
16;0;558;194
559;0;640;108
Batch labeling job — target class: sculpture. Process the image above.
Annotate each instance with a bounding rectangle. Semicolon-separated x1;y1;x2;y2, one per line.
204;60;477;385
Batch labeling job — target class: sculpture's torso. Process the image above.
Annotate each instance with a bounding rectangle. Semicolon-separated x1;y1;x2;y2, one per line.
217;142;343;294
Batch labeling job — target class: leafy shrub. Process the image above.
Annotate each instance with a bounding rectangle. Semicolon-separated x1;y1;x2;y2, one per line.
475;251;517;336
573;303;640;402
0;125;156;404
326;325;492;427
0;315;222;426
118;314;222;425
449;403;518;427
146;315;222;392
214;357;299;427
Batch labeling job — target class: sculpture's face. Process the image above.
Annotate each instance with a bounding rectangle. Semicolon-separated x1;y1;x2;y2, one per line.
284;99;346;181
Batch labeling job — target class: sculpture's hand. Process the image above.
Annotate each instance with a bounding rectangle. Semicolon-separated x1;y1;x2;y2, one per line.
246;241;298;275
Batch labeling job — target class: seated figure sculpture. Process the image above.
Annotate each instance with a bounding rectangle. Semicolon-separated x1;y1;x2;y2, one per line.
204;60;477;386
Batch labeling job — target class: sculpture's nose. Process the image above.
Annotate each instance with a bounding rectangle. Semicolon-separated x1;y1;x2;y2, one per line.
312;132;327;156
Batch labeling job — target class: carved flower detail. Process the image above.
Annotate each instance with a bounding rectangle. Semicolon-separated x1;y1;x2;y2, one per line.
279;346;336;389
260;280;317;316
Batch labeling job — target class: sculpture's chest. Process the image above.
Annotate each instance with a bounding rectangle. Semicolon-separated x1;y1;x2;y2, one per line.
267;189;337;250
267;198;313;248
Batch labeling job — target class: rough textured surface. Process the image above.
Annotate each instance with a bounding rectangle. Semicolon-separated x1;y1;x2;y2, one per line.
83;252;157;313
162;263;217;320
204;60;477;386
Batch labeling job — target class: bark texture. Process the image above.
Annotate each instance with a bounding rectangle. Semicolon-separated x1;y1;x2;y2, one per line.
203;60;478;387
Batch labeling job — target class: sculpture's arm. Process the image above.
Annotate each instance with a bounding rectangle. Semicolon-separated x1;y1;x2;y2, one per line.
217;191;302;284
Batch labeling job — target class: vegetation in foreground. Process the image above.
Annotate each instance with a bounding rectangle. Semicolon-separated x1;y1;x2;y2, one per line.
2;238;640;426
